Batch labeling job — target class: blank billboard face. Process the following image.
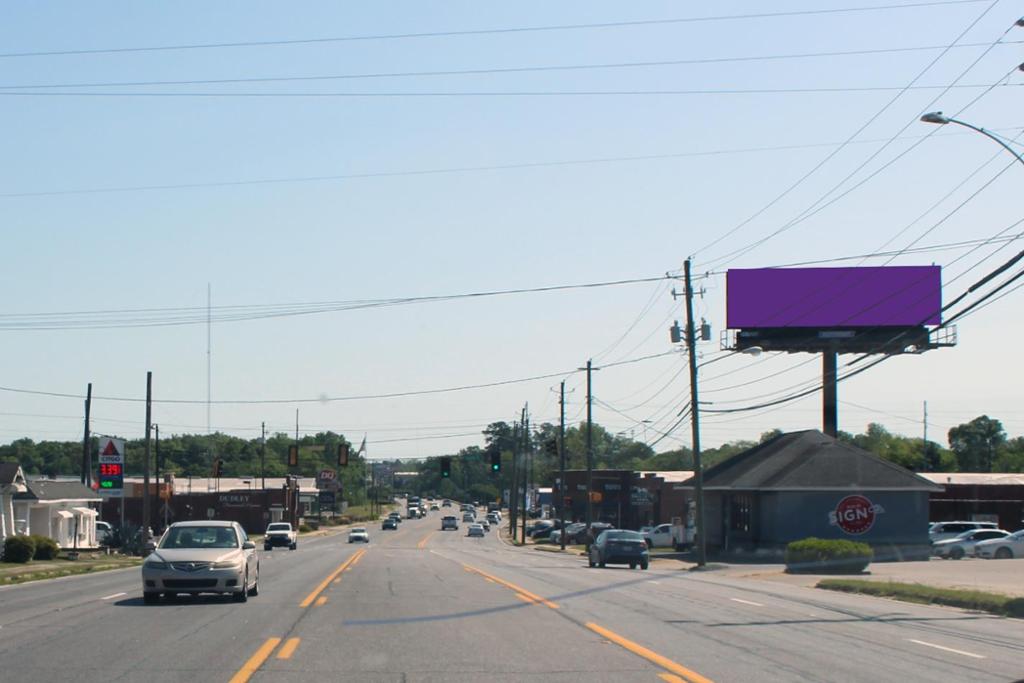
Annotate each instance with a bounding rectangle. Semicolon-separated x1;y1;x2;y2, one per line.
726;266;941;329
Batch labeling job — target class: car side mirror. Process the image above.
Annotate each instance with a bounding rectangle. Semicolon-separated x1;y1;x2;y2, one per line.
242;541;256;550
143;541;156;554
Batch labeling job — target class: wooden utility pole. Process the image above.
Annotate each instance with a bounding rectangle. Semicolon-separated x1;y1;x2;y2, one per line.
684;259;706;567
559;380;567;551
585;359;593;533
81;383;92;486
521;407;529;544
261;421;266;491
510;420;519;541
143;371;153;543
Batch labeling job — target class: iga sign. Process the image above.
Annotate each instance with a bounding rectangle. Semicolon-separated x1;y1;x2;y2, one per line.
828;495;885;535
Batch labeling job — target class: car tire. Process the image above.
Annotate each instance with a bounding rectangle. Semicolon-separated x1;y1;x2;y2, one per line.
950;546;965;560
290;542;297;550
164;592;178;602
630;562;637;569
598;560;606;568
234;573;249;602
143;592;160;605
248;569;259;597
264;545;272;551
641;560;649;570
995;547;1013;559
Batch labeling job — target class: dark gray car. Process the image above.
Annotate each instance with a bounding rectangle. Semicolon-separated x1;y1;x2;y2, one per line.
589;530;650;570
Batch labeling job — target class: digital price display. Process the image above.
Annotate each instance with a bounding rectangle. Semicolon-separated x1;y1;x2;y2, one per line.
97;437;125;494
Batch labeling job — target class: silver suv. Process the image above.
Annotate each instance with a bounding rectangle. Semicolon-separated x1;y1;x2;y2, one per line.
929;520;998;544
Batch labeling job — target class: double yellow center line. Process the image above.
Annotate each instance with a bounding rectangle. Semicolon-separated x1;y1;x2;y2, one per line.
299;548;365;608
228;637;301;683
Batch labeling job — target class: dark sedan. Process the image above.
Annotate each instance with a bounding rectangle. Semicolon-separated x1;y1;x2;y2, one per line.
589;530;650;570
382;518;399;530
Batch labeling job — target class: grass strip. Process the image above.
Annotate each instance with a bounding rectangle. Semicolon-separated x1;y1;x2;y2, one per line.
817;579;1024;618
0;558;142;586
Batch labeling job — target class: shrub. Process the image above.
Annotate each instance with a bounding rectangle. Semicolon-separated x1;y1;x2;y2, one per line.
785;537;872;574
298;523;312;533
29;535;60;560
3;536;36;563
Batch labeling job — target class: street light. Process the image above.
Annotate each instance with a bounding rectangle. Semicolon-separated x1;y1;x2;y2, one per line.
920;111;1024;170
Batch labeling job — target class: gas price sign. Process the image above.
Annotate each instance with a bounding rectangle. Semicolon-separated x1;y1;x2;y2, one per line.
98;437;125;497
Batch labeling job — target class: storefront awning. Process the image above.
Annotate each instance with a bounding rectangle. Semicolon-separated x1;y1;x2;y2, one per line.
56;510;74;519
73;506;98;516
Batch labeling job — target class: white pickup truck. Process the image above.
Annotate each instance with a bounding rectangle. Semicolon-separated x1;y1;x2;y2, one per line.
263;522;297;550
641;521;692;550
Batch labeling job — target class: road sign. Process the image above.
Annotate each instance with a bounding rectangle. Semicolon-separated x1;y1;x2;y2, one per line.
97;437;125;498
318;469;336;481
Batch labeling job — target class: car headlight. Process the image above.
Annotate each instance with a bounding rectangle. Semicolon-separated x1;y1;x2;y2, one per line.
145;561;168;569
213;560;242;569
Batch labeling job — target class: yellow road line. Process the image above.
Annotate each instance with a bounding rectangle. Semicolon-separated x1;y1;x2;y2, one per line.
587;623;714;683
299;548;365;607
462;564;559;609
228;637;282;683
417;532;435;549
276;637;301;660
514;593;535;604
659;674;687;683
315;596;327;606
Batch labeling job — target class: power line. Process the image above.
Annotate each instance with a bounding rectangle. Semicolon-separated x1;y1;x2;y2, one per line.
0;2;987;59
1;83;1014;98
6;41;1019;91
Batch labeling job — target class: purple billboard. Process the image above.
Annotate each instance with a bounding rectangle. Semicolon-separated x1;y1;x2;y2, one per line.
727;266;941;329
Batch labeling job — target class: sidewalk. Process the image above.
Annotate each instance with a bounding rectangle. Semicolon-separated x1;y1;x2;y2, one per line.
724;558;1024;598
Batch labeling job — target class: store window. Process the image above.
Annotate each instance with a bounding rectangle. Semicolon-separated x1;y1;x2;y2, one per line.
730;494;752;533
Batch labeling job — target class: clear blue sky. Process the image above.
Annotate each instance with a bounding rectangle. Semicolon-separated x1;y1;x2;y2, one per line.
2;1;1022;458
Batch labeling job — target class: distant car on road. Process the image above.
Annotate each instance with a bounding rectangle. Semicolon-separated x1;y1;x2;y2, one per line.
486;512;500;525
142;520;259;604
467;524;485;537
462;512;476;523
382;518;398;530
932;529;1009;559
348;527;370;543
263;522;297;551
442;500;452;507
975;529;1024;559
388;512;403;524
928;521;998;544
430;503;440;511
442;515;459;531
589;529;649;570
477;518;490;531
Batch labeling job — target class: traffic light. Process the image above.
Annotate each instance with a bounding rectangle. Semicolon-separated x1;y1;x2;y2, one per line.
490;452;501;473
338;443;350;467
212;458;222;478
440;456;451;478
288;445;298;467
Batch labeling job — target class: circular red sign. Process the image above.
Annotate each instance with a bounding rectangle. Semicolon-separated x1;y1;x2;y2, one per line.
833;495;876;535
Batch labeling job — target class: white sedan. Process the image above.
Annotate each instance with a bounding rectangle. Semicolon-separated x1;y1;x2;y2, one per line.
931;529;1009;559
975;529;1024;559
348;527;370;543
467;524;485;537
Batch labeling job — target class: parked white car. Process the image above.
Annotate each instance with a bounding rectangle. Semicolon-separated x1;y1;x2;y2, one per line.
931;529;1010;559
928;520;998;544
975;529;1024;559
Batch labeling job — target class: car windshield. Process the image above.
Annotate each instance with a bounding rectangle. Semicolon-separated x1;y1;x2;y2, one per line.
352;528;366;533
267;524;290;531
160;526;238;549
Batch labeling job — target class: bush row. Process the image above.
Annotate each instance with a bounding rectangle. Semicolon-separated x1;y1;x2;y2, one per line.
2;535;61;563
785;537;873;574
819;579;1024;618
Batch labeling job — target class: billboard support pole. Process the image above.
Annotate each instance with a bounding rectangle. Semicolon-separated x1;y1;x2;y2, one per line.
823;351;838;437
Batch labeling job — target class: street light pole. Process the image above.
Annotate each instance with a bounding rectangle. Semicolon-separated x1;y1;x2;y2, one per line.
920;111;1024;170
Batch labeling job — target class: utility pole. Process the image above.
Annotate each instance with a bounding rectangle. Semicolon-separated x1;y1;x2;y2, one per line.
81;383;92;486
585;359;594;533
521;407;529;544
260;421;266;491
510;420;519;541
684;259;706;567
154;424;161;485
559;381;567;551
143;371;153;543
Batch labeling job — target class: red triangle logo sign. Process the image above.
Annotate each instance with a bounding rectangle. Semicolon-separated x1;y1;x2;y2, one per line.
101;439;120;456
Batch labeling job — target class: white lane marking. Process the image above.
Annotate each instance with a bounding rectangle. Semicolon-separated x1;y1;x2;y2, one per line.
730;598;764;607
908;639;985;659
648;581;662;585
100;592;127;601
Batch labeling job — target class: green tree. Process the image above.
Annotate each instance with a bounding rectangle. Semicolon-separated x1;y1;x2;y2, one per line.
948;416;1006;472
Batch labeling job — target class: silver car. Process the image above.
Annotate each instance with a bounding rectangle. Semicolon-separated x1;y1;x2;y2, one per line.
142;521;259;604
467;523;485;537
348;527;370;543
931;529;1010;559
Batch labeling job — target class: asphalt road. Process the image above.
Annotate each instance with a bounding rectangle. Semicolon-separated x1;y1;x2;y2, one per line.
2;510;1023;682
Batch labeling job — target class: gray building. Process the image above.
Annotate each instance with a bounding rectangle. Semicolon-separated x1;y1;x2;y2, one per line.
683;430;942;561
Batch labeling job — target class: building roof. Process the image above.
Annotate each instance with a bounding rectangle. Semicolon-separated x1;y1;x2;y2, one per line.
15;479;102;502
919;472;1024;486
682;430;943;492
637;471;694;483
0;462;25;486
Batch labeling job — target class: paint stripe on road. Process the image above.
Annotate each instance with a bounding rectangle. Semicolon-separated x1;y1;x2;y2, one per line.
659;674;687;683
315;596;327;607
587;623;714;683
299;548;365;607
729;598;763;607
417;532;434;549
100;592;126;600
229;637;282;683
276;637;300;660
462;564;559;609
908;639;985;659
